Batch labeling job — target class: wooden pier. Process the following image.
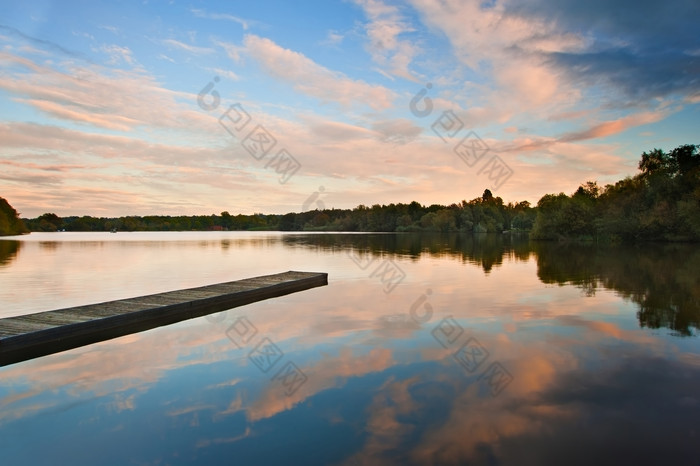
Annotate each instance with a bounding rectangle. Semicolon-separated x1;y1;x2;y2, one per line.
0;271;328;367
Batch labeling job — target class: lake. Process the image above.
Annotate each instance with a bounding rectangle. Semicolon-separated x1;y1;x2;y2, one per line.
1;231;699;465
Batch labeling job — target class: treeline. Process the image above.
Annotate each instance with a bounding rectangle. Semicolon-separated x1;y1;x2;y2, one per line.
23;190;536;233
24;212;277;232
531;144;700;242
0;197;29;236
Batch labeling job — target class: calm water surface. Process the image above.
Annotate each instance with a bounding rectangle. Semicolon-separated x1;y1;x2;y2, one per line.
1;232;699;465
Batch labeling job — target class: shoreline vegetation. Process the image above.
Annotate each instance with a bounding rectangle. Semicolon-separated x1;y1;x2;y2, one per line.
0;197;29;236
4;144;699;242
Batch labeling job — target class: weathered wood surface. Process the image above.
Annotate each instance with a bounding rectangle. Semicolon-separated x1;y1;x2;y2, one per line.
0;271;328;366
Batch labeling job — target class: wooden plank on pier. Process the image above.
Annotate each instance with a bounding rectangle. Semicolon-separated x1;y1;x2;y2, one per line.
0;271;328;367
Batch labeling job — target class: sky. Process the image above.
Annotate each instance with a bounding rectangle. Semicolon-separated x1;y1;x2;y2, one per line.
0;0;698;217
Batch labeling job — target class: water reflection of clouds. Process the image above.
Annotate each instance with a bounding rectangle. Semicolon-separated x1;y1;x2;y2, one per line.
343;350;700;464
2;233;700;463
1;307;698;463
0;270;680;427
244;347;395;422
0;322;237;424
220;302;688;428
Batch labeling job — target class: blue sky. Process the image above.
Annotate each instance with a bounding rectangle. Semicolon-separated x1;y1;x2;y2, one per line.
1;0;698;216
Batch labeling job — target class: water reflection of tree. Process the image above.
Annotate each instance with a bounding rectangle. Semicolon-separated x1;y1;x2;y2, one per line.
281;232;533;274
0;240;21;266
533;242;700;336
283;233;699;335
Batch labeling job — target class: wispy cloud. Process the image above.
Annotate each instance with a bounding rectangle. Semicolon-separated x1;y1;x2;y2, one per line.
0;24;87;60
20;99;138;131
213;39;245;63
355;0;419;82
242;34;395;111
190;8;253;30
157;53;175;63
320;30;344;47
208;67;239;81
98;44;135;66
0;49;214;135
99;24;119;34
560;110;669;142
161;39;214;55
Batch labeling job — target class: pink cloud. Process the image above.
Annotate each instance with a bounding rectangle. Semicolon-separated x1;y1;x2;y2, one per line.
560;110;668;142
0;50;215;134
242;34;395;111
23;99;138;131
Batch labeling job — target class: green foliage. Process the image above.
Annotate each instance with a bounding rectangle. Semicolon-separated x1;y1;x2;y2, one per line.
0;197;29;236
532;144;699;242
22;191;534;234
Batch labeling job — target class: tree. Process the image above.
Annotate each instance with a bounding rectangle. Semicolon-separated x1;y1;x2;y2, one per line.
669;144;699;176
511;211;535;230
220;211;232;228
434;209;457;232
533;144;699;242
639;148;669;178
35;213;62;231
574;181;600;200
530;193;569;239
0;197;29;236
